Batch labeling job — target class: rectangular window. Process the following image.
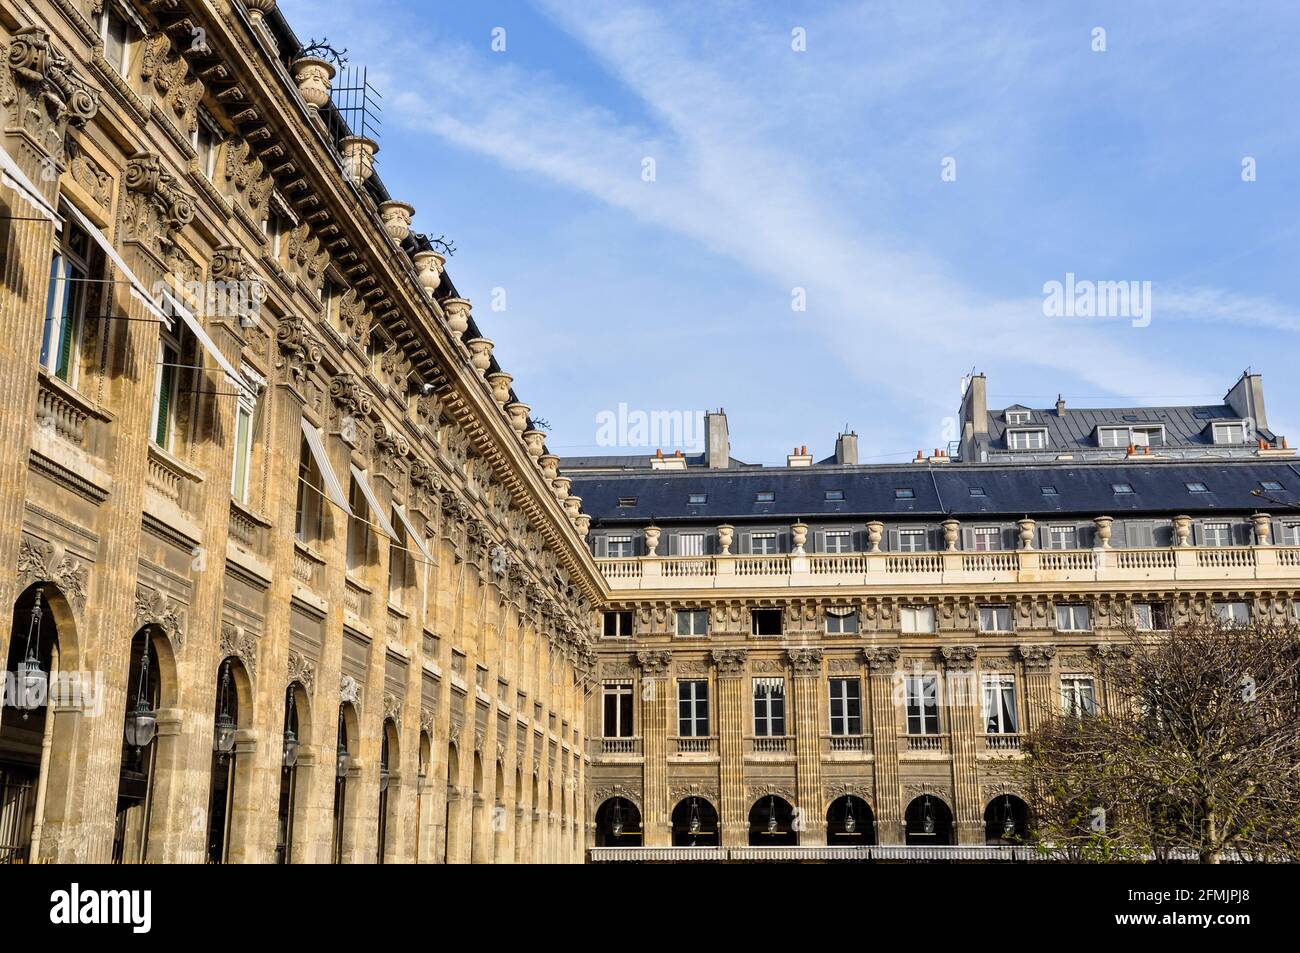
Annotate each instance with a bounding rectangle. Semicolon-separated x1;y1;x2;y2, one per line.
1008;429;1047;450
1098;427;1129;448
755;491;775;503
1055;603;1092;631
1281;522;1300;546
897;528;927;552
1061;675;1097;716
824;490;844;501
979;605;1013;633
1112;483;1134;495
825;607;858;635
1213;422;1247;445
1186;482;1208;493
905;675;940;735
1041;485;1058;496
750;608;783;636
900;605;936;634
824;530;852;553
617;496;638;508
192;114;221;180
1213;601;1250;627
1047;525;1077;550
982;675;1019;734
603;610;634;637
676;608;709;637
602;683;633;738
346;478;368;570
828;678;862;736
750;533;778;555
1260;480;1284;492
752;678;786;737
41;224;90;383
606;535;633;558
99;4;134;76
969;487;986;497
1133;602;1169;631
151;336;180;450
678;680;709;737
676;532;705;556
230;395;255;504
1201;522;1231;547
387;507;409;603
1132;426;1165;447
971;527;1001;551
688;493;707;505
1006;410;1030;425
894;488;915;500
295;435;323;543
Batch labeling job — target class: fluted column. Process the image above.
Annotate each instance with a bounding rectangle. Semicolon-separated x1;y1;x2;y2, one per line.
711;648;748;846
789;648;825;844
1018;644;1057;730
865;647;902;843
940;645;982;844
636;650;671;845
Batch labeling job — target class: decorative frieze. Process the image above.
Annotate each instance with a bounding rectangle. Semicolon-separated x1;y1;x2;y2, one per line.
16;536;89;616
135;584;186;650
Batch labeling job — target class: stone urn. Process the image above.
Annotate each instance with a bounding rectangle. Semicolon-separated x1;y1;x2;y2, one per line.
378;200;415;243
291;55;335;110
1017;517;1036;550
865;520;884;553
486;371;513;407
465;337;493;375
941;518;960;551
505;402;530;433
563;495;582;520
1093;515;1114;549
413;249;445;296
791;521;809;555
1251;512;1272;545
538;454;560;482
552;476;572;501
339;135;378;185
442;297;472;336
522;429;546;458
1172;515;1192;547
644;525;661;557
717;524;735;556
246;0;277;22
574;513;591;540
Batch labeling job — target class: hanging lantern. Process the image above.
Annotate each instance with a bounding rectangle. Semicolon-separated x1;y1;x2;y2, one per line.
282;690;300;769
124;638;157;750
213;662;236;755
766;795;778;834
843;798;857;834
611;799;625;838
1001;795;1017;839
16;592;48;718
336;709;350;779
922;794;936;835
688;797;701;835
378;762;390;793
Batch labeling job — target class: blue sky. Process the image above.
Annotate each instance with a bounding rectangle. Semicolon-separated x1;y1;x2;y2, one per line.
282;0;1300;465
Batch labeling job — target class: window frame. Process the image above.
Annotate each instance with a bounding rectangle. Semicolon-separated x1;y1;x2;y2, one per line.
752;678;786;737
677;679;710;737
1055;603;1092;632
1212;422;1248;445
602;610;634;638
827;678;862;736
675;608;709;638
602;682;634;738
41;222;91;384
982;674;1019;734
897;528;927;552
978;604;1013;633
904;674;940;735
1061;675;1097;716
900;605;936;634
824;607;859;635
1007;428;1048;450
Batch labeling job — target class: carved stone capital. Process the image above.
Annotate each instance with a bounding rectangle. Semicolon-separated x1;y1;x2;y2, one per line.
635;650;672;677
863;645;901;673
710;648;748;676
275;317;322;384
787;646;824;677
938;644;977;671
1018;643;1057;671
2;27;99;163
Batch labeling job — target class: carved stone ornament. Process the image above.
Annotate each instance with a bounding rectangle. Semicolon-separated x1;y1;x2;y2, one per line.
340;673;362;708
122;151;196;262
787;646;824;677
824;781;873;809
330;373;372;418
287;650;315;692
1017;643;1057;671
635;650;672;676
591;784;642;812
275;317;322;383
220;623;258;681
17;536;88;616
669;782;720;806
939;644;978;671
1;27;99;164
134;584;185;650
710;648;747;676
746;785;797;806
863;645;901;672
383;691;403;726
139;31;204;135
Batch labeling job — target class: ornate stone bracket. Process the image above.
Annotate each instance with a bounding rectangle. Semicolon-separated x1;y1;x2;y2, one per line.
220;622;258;681
134;584;185;650
2;27;99;164
17;537;88;616
287;650;315;692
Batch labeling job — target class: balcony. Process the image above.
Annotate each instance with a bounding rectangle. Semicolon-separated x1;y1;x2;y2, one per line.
600;736;642;757
981;732;1023;752
748;735;791;756
901;733;948;754
672;736;717;756
594;546;1300;591
822;733;873;757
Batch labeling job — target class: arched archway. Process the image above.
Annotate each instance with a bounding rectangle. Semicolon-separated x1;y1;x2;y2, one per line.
206;656;252;863
594;797;642;846
442;740;460;863
470;751;486;863
493;759;507;861
378;718;398;863
112;625;175;864
1;583;78;864
671;796;719;847
904;794;954;846
415;731;432;863
827;795;875;844
276;681;311;864
749;794;798;846
985;794;1030;844
332;703;357;864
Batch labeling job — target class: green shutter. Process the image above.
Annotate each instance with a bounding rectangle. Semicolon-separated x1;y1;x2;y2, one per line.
155;362;173;446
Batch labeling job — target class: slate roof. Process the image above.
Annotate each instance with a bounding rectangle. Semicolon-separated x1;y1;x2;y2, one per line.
981;404;1275;454
560;453;755;471
569;460;1300;524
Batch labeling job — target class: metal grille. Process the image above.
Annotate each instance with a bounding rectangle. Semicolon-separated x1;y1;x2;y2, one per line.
326;65;382;149
0;766;36;864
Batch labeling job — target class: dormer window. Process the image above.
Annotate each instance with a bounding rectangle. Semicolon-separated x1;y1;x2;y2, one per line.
617;497;638;508
755;491;775;503
1098;426;1129;448
1112;483;1134;495
1006;410;1031;425
688;493;707;505
1131;425;1165;447
1213;422;1248;445
894;488;915;500
1007;428;1047;450
824;490;844;501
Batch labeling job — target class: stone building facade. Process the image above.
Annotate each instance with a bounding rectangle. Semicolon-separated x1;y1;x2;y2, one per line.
0;0;600;864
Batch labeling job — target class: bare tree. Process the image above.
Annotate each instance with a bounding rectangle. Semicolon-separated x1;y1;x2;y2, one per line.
1012;618;1300;863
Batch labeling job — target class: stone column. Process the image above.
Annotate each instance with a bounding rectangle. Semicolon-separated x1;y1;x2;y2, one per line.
788;647;825;844
711;648;748;847
940;645;983;844
636;649;671;845
1018;644;1057;731
865;647;902;844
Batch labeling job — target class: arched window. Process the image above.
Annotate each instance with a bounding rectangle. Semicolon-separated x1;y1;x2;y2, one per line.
377;719;396;863
332;704;353;864
826;795;875;845
904;793;954;846
985;794;1030;845
748;795;797;846
671;797;719;847
206;658;243;863
276;684;305;863
113;628;162;863
594;797;642;847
